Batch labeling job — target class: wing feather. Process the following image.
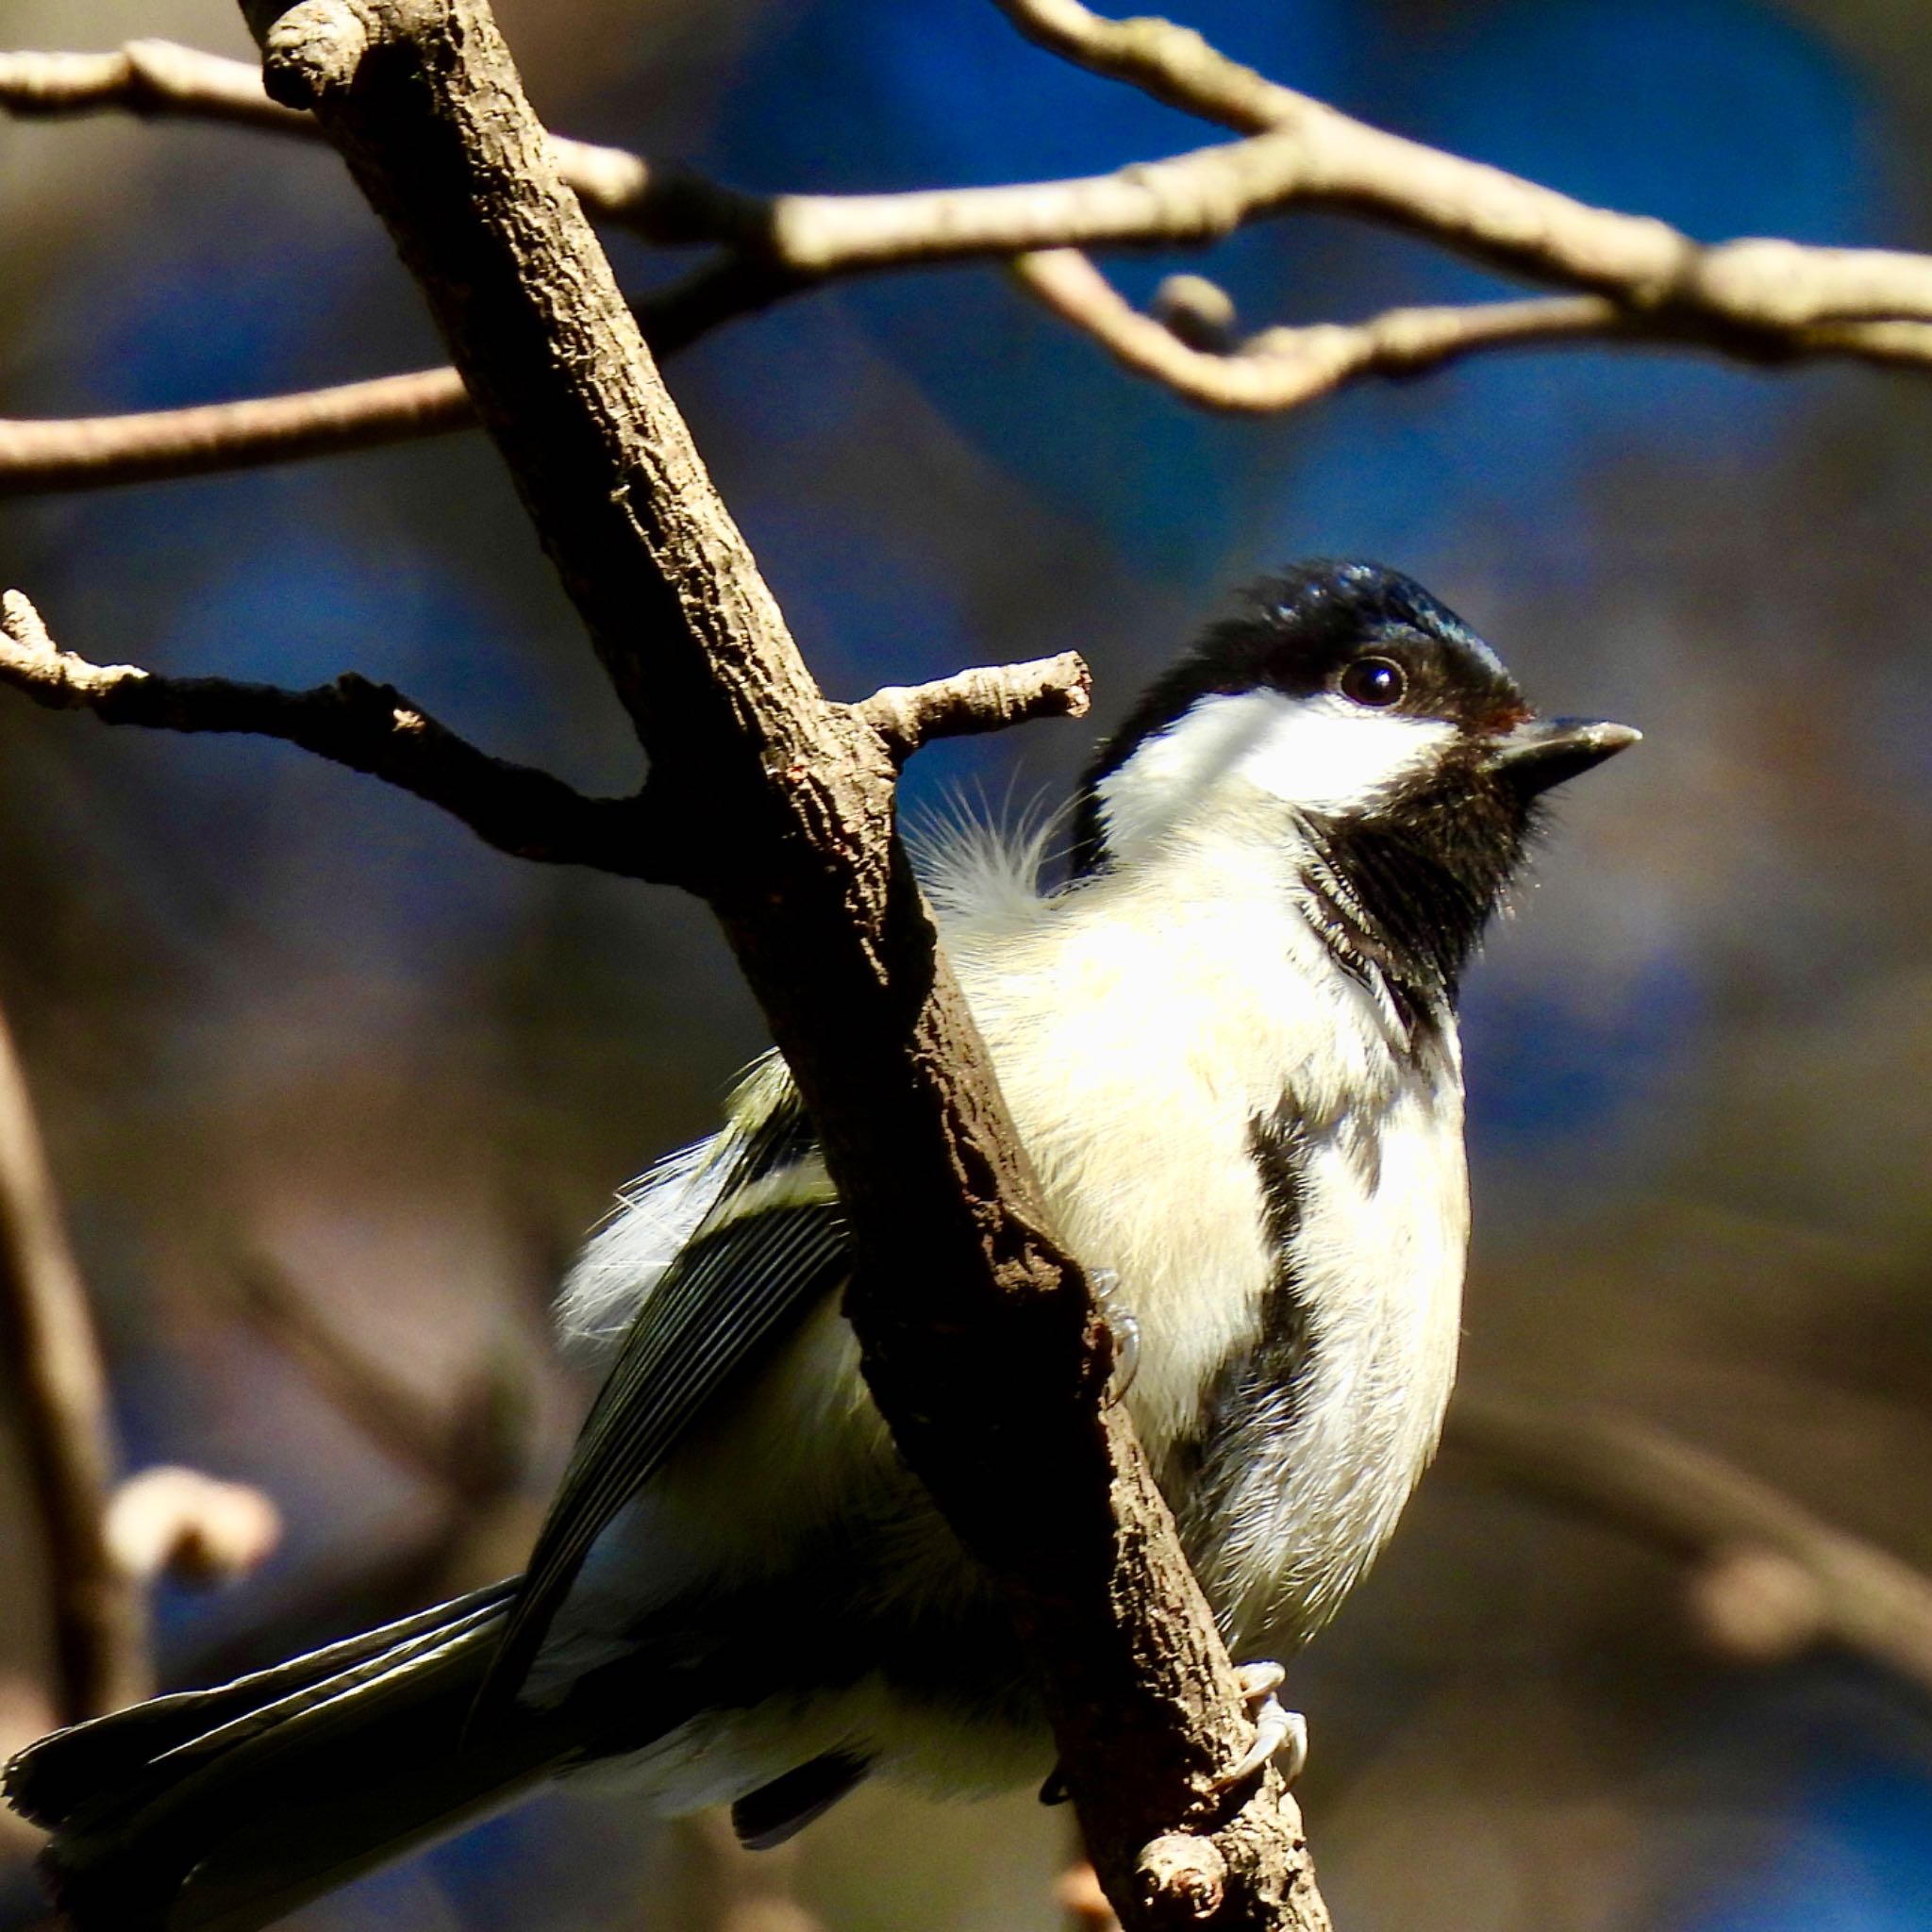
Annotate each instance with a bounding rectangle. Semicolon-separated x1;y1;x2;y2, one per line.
482;1086;848;1713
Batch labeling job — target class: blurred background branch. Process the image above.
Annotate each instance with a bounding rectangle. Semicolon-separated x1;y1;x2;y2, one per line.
0;997;146;1725
1449;1398;1932;1698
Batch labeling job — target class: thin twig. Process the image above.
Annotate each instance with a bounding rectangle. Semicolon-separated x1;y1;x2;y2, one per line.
0;256;798;498
0;40;308;133
0;1003;145;1720
15;20;1932;327
996;0;1932;324
0;42;753;237
852;650;1091;761
1449;1397;1932;1701
992;0;1288;134
0;589;668;877
0;367;471;496
1015;256;1626;409
0;591;1085;872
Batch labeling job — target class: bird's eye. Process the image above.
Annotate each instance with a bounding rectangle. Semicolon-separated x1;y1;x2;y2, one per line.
1339;657;1406;708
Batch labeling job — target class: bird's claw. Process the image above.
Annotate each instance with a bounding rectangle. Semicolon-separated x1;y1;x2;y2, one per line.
1216;1660;1307;1790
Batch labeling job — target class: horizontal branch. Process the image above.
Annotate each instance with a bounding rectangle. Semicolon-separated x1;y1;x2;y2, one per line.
0;589;667;876
11;12;1932;488
852;649;1091;761
0;254;801;498
1015;254;1932;412
0;591;1083;868
0;39;308;133
0;367;470;495
1450;1397;1932;1701
18;24;1931;329
0;41;756;240
1015;255;1624;409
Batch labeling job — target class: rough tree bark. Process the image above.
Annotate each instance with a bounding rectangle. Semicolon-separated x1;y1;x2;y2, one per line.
226;1;1326;1926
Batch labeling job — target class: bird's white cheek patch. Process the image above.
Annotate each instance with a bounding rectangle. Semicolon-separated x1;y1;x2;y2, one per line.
1097;691;1458;858
1234;692;1458;814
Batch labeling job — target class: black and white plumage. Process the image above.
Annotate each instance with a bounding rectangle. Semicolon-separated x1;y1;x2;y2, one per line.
5;560;1637;1932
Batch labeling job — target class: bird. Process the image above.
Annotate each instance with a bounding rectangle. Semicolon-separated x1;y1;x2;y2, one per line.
5;559;1638;1932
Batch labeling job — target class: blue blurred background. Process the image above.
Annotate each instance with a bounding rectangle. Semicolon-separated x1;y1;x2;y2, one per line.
5;0;1932;1926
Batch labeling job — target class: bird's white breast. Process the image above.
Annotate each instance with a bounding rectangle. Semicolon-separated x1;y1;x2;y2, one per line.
941;806;1469;1653
555;795;1472;1679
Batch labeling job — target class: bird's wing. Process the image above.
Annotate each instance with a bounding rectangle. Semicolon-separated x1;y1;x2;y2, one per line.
481;1074;848;1711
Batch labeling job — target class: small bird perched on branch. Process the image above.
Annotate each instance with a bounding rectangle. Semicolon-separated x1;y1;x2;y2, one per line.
7;560;1637;1932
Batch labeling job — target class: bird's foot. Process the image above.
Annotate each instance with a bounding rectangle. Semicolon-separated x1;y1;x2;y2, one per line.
1038;1661;1306;1807
1215;1660;1307;1790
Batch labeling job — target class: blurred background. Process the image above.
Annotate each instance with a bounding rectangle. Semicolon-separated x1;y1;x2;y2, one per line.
3;0;1932;1926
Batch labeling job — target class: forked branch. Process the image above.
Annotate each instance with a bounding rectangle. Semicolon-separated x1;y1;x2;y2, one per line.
0;591;1090;867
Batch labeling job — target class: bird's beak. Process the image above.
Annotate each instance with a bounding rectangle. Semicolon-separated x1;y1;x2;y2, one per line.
1488;716;1641;797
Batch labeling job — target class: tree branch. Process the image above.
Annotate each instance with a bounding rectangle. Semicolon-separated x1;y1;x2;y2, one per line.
0;367;471;496
1449;1397;1932;1701
995;0;1932;324
0;257;804;498
0;589;670;877
102;1468;281;1591
0;1001;146;1722
852;650;1091;761
993;0;1284;133
11;6;1932;491
1013;255;1932;411
0;40;308;135
0;590;1083;878
219;1;1321;1924
1016;256;1627;409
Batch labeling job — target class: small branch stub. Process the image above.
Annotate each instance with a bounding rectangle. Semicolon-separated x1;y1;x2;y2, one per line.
1137;1833;1227;1925
254;0;376;108
854;650;1091;761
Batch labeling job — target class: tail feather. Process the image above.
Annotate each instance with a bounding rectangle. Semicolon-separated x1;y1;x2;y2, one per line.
6;1581;518;1833
4;1579;580;1932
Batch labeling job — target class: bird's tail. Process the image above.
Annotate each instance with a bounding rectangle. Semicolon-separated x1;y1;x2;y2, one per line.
4;1579;577;1932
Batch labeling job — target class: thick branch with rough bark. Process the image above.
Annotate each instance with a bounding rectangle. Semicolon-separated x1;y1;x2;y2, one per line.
197;5;1317;1926
8;3;1932;486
